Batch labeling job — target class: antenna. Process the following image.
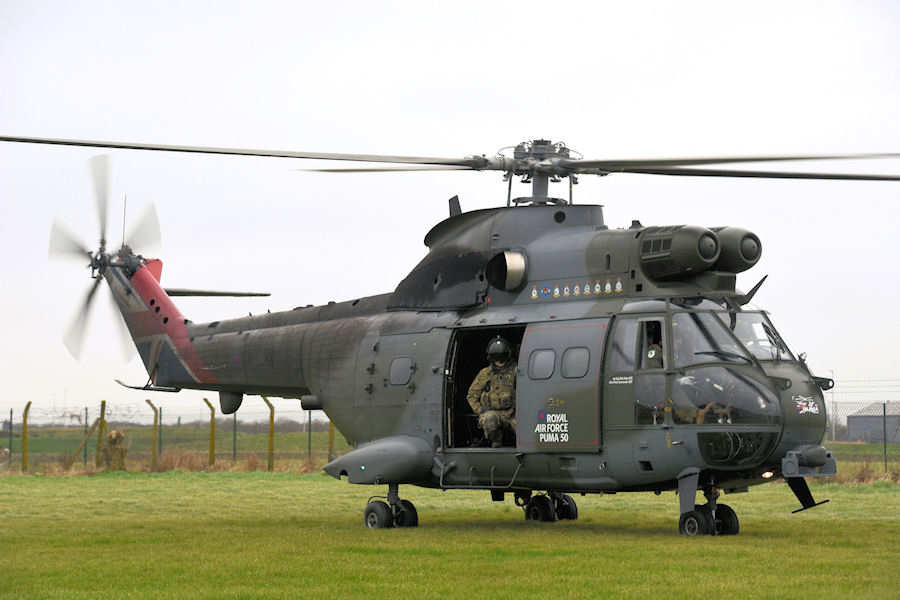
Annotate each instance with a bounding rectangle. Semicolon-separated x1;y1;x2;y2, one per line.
122;193;127;249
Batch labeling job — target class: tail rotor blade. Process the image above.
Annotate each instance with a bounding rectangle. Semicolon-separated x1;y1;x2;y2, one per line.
63;277;102;359
49;220;90;261
89;155;111;245
125;203;162;254
107;289;135;362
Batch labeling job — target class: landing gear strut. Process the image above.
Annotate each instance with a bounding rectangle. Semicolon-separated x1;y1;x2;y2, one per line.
520;491;579;522
364;483;419;529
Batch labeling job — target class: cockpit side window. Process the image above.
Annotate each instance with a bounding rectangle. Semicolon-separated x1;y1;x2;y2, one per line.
639;320;665;370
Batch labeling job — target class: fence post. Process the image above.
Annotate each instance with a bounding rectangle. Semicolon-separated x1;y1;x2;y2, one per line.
232;412;237;462
95;400;107;468
262;397;274;472
146;400;158;472
158;406;163;457
22;401;32;473
328;420;335;462
307;410;312;460
884;402;889;473
203;398;215;467
83;407;89;466
7;408;12;468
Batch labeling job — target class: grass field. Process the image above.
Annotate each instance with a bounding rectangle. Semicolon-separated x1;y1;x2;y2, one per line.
1;472;898;599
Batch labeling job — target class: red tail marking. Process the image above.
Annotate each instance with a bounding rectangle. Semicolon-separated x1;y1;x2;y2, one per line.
127;262;219;385
145;259;163;282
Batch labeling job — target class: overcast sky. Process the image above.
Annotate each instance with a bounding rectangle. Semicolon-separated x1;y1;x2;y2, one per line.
1;1;899;425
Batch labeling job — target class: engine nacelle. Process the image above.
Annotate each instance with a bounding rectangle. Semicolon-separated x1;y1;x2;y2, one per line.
639;225;720;281
712;227;762;273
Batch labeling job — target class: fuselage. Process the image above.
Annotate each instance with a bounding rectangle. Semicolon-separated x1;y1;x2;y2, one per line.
105;203;832;495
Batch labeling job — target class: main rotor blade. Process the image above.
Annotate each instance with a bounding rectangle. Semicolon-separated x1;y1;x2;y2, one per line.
602;166;900;181
63;277;102;359
89;155;110;244
49;220;90;261
0;135;479;167
300;165;473;173
564;152;900;170
125;203;162;254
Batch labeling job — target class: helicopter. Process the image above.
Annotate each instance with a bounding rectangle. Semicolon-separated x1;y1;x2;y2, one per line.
4;135;900;535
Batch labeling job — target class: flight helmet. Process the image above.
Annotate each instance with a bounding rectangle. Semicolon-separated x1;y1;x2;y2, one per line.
485;336;512;363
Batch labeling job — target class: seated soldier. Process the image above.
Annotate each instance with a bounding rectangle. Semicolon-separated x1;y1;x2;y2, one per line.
466;336;517;448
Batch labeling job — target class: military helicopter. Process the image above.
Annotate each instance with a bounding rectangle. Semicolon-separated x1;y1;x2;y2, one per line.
4;134;900;535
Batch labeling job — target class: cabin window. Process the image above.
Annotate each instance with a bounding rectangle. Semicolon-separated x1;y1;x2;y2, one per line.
609;318;638;372
561;347;590;379
389;357;413;385
528;349;556;380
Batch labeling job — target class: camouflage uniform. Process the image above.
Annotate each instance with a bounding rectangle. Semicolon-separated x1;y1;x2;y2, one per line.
467;362;517;447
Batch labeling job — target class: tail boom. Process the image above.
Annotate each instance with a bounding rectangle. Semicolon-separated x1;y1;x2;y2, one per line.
106;258;219;388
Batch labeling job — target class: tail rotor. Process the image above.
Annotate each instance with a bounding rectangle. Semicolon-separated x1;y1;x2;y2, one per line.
51;154;160;360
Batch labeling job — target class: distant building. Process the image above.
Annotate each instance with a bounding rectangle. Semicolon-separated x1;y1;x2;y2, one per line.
847;402;900;442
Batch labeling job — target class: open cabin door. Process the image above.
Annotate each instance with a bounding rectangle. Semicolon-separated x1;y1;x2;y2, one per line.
516;318;609;452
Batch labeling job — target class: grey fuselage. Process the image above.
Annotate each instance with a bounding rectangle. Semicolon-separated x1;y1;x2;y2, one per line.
135;204;829;495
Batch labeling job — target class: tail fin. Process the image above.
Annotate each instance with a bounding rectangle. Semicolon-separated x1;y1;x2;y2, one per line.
104;258;217;388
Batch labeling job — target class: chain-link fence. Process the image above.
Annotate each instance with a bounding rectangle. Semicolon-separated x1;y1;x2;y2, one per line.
825;401;899;473
3;398;898;475
1;399;349;474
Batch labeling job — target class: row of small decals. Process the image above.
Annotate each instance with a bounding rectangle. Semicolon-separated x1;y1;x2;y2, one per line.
530;278;624;300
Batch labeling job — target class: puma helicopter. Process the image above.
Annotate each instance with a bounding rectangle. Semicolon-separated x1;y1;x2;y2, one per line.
6;135;900;535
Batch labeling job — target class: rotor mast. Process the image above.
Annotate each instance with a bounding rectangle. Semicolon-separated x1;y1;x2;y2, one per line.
507;139;579;205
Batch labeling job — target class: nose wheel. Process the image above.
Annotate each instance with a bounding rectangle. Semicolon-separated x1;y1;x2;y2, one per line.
364;484;419;529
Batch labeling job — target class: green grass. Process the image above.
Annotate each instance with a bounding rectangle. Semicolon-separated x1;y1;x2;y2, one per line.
828;441;899;463
1;473;898;599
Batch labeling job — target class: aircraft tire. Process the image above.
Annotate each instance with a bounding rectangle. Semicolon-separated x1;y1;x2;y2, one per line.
714;504;739;535
525;495;556;522
364;501;394;529
678;510;712;536
395;499;419;528
556;494;579;520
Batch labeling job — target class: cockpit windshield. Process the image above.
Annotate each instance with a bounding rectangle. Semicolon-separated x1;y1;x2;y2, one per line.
672;312;753;368
714;311;795;361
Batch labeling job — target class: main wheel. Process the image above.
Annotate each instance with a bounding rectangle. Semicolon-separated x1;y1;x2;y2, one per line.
364;501;394;529
714;503;739;535
395;499;419;528
678;510;711;536
525;495;556;522
555;494;579;520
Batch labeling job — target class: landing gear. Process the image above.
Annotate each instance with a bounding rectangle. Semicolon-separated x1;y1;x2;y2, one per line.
678;510;711;536
364;501;394;529
395;499;419;527
525;494;556;521
707;503;739;535
363;484;419;529
677;471;740;536
521;491;579;522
